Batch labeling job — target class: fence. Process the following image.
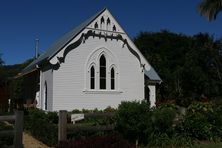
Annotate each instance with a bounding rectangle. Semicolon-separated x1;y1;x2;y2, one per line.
58;110;115;142
0;111;24;148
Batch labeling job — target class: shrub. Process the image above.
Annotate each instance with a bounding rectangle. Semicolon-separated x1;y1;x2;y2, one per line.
147;104;182;147
82;109;92;113
46;111;58;124
71;109;81;113
148;132;192;147
151;104;177;135
182;102;216;140
104;106;116;112
71;107;116;114
24;109;58;146
115;100;222;147
115;100;151;145
211;104;222;140
170;133;193;147
148;133;171;147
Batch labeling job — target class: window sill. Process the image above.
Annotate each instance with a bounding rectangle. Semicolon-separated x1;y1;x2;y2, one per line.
83;89;123;94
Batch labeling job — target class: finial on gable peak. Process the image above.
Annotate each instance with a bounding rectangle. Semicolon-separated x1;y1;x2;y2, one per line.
101;7;111;13
103;7;108;11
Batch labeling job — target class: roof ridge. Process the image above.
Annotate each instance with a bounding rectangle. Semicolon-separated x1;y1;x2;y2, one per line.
21;8;106;75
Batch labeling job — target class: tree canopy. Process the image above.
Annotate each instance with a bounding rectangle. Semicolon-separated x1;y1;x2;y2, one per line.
0;58;33;80
134;31;222;101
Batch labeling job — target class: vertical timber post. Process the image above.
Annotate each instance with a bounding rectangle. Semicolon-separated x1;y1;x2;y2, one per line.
14;111;23;148
58;110;67;143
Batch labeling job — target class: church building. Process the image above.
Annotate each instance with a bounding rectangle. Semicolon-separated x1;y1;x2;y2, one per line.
21;8;161;111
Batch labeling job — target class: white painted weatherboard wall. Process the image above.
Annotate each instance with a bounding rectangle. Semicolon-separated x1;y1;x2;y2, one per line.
40;67;53;111
51;35;144;111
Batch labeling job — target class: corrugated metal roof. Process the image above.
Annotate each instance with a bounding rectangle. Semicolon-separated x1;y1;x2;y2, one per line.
21;8;106;74
144;67;161;82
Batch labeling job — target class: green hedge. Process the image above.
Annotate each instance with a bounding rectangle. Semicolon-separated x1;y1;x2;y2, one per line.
24;107;116;146
24;109;58;146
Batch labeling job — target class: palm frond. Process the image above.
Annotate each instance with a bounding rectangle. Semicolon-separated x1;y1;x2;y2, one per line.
198;0;222;21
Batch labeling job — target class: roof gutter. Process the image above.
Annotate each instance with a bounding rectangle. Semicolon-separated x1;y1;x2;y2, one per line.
14;68;38;79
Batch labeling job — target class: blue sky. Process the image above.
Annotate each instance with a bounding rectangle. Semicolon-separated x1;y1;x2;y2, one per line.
0;0;221;65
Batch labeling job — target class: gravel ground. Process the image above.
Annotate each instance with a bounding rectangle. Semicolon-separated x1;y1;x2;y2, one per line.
23;132;50;148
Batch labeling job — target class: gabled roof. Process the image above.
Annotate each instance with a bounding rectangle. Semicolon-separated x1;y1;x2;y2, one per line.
21;8;106;75
21;8;161;82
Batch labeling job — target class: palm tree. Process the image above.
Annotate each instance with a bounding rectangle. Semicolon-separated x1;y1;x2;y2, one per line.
198;0;222;21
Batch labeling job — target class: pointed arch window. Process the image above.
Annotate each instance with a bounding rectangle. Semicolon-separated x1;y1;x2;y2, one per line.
111;67;115;90
100;55;106;89
90;66;95;89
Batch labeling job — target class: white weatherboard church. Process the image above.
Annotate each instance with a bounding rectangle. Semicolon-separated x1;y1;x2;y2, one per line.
21;8;161;111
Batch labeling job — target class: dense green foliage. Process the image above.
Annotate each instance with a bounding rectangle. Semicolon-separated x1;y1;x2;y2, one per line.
116;101;222;147
134;31;222;103
0;58;35;110
24;109;58;146
182;102;222;141
0;58;33;80
151;104;176;134
115;101;186;146
71;106;116;114
0;55;39;112
115;101;152;144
